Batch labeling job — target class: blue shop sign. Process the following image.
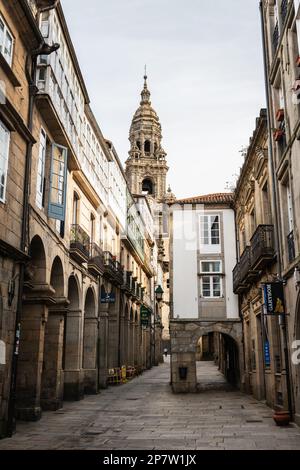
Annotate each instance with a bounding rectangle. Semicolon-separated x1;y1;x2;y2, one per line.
101;292;116;304
264;340;271;367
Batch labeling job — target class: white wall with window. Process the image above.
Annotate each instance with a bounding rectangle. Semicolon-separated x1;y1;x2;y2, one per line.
0;14;13;66
0;120;10;203
200;261;222;298
172;206;238;320
199;213;221;254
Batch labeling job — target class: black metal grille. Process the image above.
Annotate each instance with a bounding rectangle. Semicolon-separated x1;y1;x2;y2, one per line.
287;230;296;263
273;22;279;53
281;0;289;25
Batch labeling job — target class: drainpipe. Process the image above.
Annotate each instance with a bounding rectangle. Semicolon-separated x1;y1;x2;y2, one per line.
259;1;293;420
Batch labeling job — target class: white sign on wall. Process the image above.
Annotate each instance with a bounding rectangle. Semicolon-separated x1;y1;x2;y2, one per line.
0;340;6;365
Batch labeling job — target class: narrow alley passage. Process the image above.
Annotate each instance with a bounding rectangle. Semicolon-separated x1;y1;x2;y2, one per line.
0;359;300;451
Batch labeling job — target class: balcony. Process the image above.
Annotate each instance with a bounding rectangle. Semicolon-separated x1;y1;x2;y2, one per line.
103;252;124;285
233;226;276;294
70;225;90;264
287;231;296;264
88;243;104;276
250;225;275;271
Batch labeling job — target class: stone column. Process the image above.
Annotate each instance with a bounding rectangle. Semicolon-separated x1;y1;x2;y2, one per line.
16;303;48;421
40;310;65;411
83;317;99;394
134;323;140;367
63;309;84;401
98;311;108;389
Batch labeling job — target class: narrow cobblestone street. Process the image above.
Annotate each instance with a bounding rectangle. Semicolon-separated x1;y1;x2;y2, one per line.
1;359;300;450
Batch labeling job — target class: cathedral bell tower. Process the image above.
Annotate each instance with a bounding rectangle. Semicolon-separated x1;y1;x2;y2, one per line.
125;74;169;202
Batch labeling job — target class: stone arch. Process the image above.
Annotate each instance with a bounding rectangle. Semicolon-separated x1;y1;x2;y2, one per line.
190;323;243;350
63;274;84;401
50;256;64;297
82;287;98;394
144;140;151;153
142;177;154;196
27;235;47;283
170;321;244;393
67;275;80;310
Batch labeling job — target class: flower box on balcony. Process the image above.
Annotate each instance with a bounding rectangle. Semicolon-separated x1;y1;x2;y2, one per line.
274;129;284;142
292;79;300;92
276;109;284;122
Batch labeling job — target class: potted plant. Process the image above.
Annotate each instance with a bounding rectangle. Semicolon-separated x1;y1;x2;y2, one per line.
273;407;290;426
273;128;284;142
276;108;284;122
292;79;300;92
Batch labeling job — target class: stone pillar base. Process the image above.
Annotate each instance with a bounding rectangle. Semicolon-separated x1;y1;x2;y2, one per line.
171;352;197;394
40;398;63;411
98;368;108;389
84;369;98;394
64;370;84;401
16;406;42;422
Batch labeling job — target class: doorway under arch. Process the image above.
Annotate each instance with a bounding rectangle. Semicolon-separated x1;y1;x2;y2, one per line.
82;287;97;394
195;332;240;391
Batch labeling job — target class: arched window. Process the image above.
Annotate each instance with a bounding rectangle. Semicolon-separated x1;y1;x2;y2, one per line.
142;178;154;195
144;140;151;153
136;141;141;150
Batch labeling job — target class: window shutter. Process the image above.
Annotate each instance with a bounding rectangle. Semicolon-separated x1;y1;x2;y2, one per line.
48;143;68;221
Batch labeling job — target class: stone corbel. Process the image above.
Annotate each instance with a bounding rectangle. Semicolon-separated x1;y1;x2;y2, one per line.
23;283;56;306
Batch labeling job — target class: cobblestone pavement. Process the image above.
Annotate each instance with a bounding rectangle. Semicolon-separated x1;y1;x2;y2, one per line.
1;359;300;450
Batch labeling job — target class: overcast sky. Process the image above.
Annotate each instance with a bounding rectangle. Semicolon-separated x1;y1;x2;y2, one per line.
61;0;265;199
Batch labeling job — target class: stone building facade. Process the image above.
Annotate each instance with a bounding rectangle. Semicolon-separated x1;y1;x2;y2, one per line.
261;0;300;424
0;0;45;437
233;109;285;407
169;194;242;393
0;0;162;438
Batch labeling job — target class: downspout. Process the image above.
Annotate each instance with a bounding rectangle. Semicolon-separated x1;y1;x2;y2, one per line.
259;1;293;420
233;203;246;389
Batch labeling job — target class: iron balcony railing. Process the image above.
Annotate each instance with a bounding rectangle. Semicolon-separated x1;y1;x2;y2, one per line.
250;225;275;269
103;252;124;283
89;242;104;272
70;224;90;259
233;263;241;294
273;22;279;53
240;246;252;283
287;230;296;263
123;271;132;291
281;0;289;25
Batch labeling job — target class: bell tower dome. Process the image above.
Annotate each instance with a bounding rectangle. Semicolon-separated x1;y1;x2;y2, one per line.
125;73;169;202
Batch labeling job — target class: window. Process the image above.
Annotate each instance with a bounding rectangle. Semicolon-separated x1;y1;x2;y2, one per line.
200;261;222;298
0;120;10;202
40;11;50;38
36;129;47;209
72;192;79;225
0;15;14;66
90;213;95;244
200;215;220;245
48;143;68;221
